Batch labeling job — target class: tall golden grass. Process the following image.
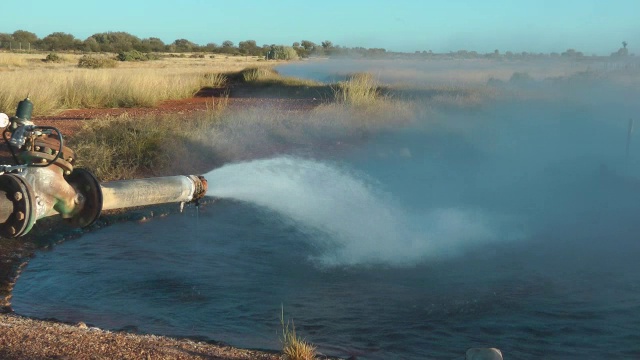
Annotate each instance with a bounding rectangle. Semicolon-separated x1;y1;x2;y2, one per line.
0;68;227;115
0;52;273;115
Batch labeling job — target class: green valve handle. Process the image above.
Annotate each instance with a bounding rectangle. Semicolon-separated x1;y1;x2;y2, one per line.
15;97;33;121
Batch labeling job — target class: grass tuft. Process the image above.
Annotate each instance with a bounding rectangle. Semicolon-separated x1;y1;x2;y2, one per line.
333;72;382;106
280;307;317;360
241;67;280;82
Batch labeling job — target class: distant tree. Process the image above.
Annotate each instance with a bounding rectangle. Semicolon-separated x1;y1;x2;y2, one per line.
623;41;628;49
292;41;300;48
12;30;38;44
140;37;165;52
321;40;333;49
0;33;12;48
561;48;583;59
88;32;142;52
40;32;82;51
83;37;101;52
300;40;316;51
203;42;219;52
173;38;197;52
221;40;237;54
238;40;260;55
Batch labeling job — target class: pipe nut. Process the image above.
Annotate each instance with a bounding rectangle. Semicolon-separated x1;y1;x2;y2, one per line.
14;192;23;201
16;211;25;221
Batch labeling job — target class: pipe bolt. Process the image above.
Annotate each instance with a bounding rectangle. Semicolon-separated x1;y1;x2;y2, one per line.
40;158;47;164
8;226;15;235
16;211;24;221
34;145;41;151
14;192;23;201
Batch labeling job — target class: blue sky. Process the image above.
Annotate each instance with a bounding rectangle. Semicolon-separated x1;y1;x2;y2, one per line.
2;0;638;54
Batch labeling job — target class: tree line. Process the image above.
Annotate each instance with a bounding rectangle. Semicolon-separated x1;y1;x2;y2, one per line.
0;30;389;59
0;30;632;61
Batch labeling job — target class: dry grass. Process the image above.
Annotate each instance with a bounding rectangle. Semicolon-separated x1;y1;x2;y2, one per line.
333;72;382;106
71;108;226;180
0;52;274;115
0;68;229;115
239;67;320;88
280;309;317;360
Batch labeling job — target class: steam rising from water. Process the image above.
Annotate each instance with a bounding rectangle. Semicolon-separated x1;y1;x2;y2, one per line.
205;156;506;266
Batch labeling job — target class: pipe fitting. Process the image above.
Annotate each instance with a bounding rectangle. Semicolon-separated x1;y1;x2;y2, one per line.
0;174;36;238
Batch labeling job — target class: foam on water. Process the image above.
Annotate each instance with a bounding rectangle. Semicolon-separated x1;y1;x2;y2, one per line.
205;156;507;266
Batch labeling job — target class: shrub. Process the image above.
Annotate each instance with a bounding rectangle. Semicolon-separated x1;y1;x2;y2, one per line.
78;55;118;69
509;72;534;84
116;50;160;62
43;52;64;63
266;46;299;61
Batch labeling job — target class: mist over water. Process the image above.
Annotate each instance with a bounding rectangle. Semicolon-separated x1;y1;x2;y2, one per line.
205;157;503;266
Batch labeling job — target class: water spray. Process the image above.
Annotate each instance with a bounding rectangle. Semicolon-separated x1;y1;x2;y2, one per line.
0;99;208;238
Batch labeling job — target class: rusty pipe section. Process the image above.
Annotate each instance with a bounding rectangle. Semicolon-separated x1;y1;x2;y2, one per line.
101;175;207;211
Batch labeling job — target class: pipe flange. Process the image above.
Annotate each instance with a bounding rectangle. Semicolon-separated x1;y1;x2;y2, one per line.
189;175;208;202
0;174;36;238
64;168;102;228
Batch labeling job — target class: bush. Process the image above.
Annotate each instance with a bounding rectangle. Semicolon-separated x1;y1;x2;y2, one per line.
509;72;534;84
116;50;159;62
43;52;64;63
78;55;118;69
266;46;299;61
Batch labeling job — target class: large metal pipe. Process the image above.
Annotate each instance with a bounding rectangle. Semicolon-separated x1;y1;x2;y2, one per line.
101;175;207;211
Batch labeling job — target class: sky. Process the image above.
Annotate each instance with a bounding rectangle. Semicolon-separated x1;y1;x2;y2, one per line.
2;0;639;55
